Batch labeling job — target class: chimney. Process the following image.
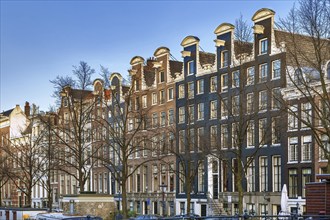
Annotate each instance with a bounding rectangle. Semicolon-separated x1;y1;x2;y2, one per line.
24;101;30;117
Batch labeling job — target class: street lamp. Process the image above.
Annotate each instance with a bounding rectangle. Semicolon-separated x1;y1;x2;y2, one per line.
159;183;167;217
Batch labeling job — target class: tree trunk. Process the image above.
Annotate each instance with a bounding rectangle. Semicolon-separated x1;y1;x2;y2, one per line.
122;182;128;219
236;174;244;214
186;180;191;216
47;176;53;212
26;188;32;208
79;170;84;193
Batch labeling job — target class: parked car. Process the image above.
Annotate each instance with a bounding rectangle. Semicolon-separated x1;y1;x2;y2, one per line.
35;213;102;220
134;214;160;219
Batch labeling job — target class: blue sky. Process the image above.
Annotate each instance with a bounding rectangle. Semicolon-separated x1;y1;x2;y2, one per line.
1;0;295;112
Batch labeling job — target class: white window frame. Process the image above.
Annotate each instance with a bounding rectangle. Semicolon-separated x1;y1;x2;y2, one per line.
152;92;157;105
197;79;204;94
260;38;268;55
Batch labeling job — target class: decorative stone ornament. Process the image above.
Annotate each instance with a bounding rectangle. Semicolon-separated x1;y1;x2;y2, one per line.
253;25;265;34
214;39;226;47
181;51;191;58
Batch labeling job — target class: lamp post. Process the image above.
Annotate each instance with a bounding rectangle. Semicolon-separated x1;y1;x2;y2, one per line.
159;183;167;217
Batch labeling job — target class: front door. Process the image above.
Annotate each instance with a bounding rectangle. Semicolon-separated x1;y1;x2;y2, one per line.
213;175;218;199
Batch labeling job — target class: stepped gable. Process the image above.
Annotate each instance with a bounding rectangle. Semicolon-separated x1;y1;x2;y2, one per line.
169;60;183;79
199;51;216;66
144;58;156;87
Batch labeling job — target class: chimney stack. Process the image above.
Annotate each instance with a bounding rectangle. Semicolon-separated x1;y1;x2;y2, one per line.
24;101;30;117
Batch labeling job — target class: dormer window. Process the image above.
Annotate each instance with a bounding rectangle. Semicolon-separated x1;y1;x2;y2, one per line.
260;38;268;55
159;71;165;83
188;61;195;75
221;50;229;68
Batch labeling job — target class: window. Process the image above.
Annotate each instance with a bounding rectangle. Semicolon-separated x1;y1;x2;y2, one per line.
221;98;228;118
188;82;194;99
259;156;268;192
327;62;330;79
197;127;204;151
320;135;330;161
259;90;268;111
247;93;254;114
232;123;238;149
210;100;217;119
179;107;185;124
210;125;217;148
128;119;134;131
221;124;228;149
232;96;239;116
197;103;204;120
302;135;312;161
179;130;185;153
289;169;298;198
159;71;165;83
210;76;217;93
272;117;281;145
221;74;228;92
198;163;205;192
135;97;140;110
260;38;268;55
289;137;298;162
168;132;174;153
152;92;157;105
272;87;281;109
178;84;185;99
247;121;255;147
160;112;166;127
272;60;281;79
302;169;311;198
188;105;194;123
232;71;240;87
189;128;195;152
197;79;204;94
152;113;158;128
136;168;141;192
221;50;229;68
179;163;185;193
159;90;165;104
301;102;312;128
142;95;147;108
247;67;255;85
259;63;268;82
247;159;255;192
168;109;174;125
168;88;173;101
188;60;195;74
288;105;298;130
259;118;267;145
273;156;281;192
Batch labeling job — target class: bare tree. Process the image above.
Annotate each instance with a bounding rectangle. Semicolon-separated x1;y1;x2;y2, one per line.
49;61;100;192
277;0;330;171
95;74;161;219
1;110;51;207
37;112;59;211
0;152;9;206
209;15;280;214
